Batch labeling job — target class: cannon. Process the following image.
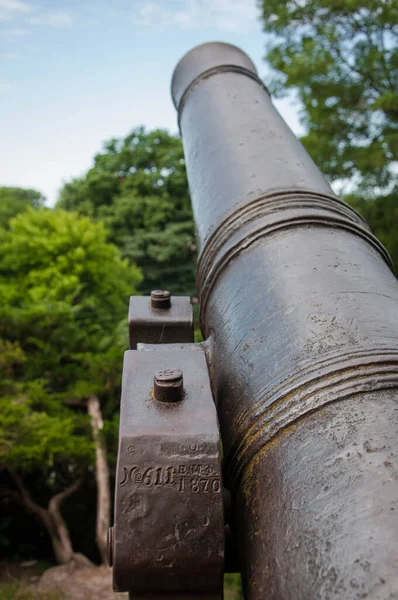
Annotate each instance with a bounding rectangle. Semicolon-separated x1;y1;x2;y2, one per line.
110;42;398;599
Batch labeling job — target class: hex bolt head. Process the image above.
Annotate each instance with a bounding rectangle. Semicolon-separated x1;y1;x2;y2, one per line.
154;368;184;403
107;526;114;567
150;289;171;309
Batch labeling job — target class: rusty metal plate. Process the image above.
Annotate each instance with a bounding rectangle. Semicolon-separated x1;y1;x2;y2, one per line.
128;295;194;349
112;348;224;596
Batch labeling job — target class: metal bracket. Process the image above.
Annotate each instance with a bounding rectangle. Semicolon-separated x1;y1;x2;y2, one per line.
111;345;224;597
110;293;240;596
128;290;194;349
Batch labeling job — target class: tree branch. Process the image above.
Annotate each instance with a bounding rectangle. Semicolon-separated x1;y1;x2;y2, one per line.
48;476;83;516
6;468;53;531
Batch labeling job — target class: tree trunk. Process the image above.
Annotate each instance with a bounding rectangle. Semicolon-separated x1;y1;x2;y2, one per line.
48;479;82;563
87;395;111;564
8;469;81;564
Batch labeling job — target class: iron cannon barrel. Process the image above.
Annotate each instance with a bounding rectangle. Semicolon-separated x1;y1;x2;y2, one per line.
172;42;398;599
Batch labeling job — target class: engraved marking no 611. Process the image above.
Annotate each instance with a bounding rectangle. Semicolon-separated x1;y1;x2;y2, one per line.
119;466;174;486
119;465;221;493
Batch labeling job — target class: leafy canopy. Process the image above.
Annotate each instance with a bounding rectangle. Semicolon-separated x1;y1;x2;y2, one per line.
0;186;45;229
346;190;398;267
260;0;398;195
58;127;197;296
0;208;141;475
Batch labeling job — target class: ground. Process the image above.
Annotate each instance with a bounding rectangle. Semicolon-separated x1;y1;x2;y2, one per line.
0;559;124;599
0;561;241;599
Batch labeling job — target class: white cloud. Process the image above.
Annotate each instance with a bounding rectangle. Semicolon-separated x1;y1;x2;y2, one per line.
131;0;258;33
0;0;31;20
0;0;73;29
0;0;30;8
27;11;74;28
0;77;10;93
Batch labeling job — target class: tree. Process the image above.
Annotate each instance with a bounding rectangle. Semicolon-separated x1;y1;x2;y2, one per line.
0;209;141;563
57;127;197;296
0;186;45;228
346;191;398;268
259;0;397;195
0;338;92;564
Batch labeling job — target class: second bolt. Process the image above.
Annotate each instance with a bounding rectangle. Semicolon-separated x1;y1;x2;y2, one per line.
151;289;171;309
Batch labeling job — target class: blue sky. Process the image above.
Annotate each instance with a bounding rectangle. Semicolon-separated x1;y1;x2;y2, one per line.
0;0;302;205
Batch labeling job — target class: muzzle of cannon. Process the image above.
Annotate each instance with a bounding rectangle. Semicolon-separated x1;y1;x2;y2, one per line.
110;42;398;599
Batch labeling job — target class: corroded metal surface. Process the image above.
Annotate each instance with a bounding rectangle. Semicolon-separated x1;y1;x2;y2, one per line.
112;348;224;597
238;391;398;599
128;294;193;349
172;42;398;599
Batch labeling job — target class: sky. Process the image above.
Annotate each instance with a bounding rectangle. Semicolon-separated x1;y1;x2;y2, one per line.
0;0;303;205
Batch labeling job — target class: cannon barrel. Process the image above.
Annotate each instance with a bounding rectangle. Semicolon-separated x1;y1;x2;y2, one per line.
171;42;398;599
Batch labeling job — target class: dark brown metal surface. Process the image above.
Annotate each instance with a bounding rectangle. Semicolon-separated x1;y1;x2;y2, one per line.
172;42;398;599
129;295;193;349
112;348;224;597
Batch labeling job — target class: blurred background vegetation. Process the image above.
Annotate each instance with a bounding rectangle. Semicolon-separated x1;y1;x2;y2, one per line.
0;0;396;598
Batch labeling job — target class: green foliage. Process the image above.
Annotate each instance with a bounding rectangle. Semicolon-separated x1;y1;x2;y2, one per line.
0;187;45;229
0;584;63;600
259;0;398;195
0;208;141;479
224;574;243;599
57;127;197;296
345;191;398;268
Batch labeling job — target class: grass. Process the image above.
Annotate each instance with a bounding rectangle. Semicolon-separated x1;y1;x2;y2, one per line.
0;584;64;600
224;573;243;599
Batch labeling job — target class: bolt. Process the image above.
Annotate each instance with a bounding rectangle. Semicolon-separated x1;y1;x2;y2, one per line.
150;289;171;309
107;526;114;567
153;368;184;403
